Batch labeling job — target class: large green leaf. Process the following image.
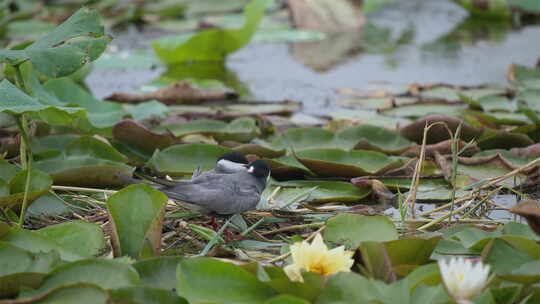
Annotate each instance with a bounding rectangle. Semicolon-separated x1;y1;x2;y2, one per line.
148;144;231;176
0;79;86;126
30;283;109;304
0;8;108;77
133;256;184;290
152;0;270;63
33;135;133;187
0;243;60;297
44;78;126;130
265;180;371;205
336;125;414;154
324;214;398;250
316;272;382;304
1;227;85;261
176;257;276;304
0;169;52;209
35;221;106;258
109;287;188;304
107;184;168;259
296;148;406;177
27;259;140;296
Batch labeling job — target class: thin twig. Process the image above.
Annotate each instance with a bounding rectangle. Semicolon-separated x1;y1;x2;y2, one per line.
260;222;324;236
52;185;117;195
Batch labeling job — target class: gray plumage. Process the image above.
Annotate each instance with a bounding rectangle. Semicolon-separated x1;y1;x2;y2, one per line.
156;166;268;215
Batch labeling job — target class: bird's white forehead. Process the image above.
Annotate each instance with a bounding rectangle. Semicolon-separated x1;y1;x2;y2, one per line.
247;166;254;173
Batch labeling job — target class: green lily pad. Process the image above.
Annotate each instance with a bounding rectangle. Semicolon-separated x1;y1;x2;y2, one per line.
295;149;407;177
148;144;231;176
176;257;276;303
27;259;140;296
0;169;52;209
336;124;415;154
324;214;398;250
0;8;108;77
33;136;133;187
499;260;540;284
35;221;106;258
107;184;168;259
381;103;465;118
133;256;184;290
160;117;260;142
109;287;188;304
1;227;85;262
330;109;411;129
264;180;371;206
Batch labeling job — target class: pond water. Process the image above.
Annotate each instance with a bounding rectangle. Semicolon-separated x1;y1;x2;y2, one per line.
87;0;540;116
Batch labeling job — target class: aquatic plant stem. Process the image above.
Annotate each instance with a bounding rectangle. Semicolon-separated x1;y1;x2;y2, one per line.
13;64;33;226
448;123;462;223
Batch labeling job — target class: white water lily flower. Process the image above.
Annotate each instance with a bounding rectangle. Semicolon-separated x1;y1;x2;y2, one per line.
284;233;354;282
438;257;490;303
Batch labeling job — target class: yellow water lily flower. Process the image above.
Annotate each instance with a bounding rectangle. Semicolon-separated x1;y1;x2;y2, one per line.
438;257;490;304
284;233;354;282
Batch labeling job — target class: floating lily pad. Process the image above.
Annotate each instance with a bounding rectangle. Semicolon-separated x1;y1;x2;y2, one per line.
336;97;417;109
295;149;407;177
382;103;465;118
336;125;415;154
33;136;133;187
264;155;313;179
420;86;506;101
330;109;411;129
148;144;231;176
264;180;371;206
159;117;260;142
324;214;398;250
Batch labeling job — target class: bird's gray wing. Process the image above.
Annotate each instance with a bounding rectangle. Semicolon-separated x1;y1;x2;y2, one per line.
160;173;262;215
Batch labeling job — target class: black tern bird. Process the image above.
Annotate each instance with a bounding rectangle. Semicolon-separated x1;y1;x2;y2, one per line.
138;151;249;187
156;160;270;215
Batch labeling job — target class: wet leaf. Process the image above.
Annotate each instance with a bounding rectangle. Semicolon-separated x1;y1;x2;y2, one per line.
107;184;168;259
296;148;407;177
382;103;465;119
148;144;231;176
26;193;71;218
324;214;398;250
499;260;540;284
152;0;270;64
176;257;276;303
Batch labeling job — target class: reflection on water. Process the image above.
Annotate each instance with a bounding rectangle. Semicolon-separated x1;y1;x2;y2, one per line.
87;0;540;116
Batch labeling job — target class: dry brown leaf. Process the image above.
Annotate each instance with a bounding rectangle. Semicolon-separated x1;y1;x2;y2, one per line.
106;80;238;105
401;139;479;158
509;200;540;236
399;114;483;144
288;0;364;32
